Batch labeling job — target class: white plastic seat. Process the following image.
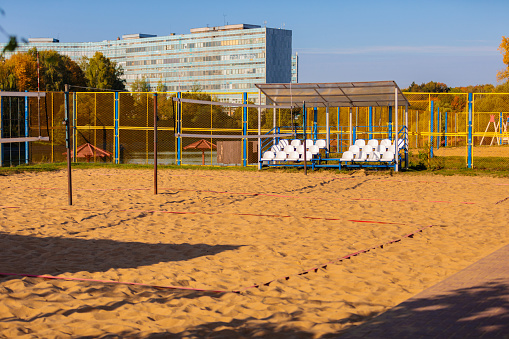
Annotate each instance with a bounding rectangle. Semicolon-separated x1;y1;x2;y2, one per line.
296;145;306;154
362;144;375;153
315;139;327;149
287;151;299;161
380;139;391;147
305;139;314;148
300;151;313;161
377;144;388;153
309;145;320;155
260;151;275;161
354;139;366;147
274;151;287;161
381;151;394;161
354;151;367;161
348;145;360;158
367;139;379;148
278;139;289;148
284;145;295;153
340;151;353;161
270;145;281;153
367;151;381;161
290;139;301;147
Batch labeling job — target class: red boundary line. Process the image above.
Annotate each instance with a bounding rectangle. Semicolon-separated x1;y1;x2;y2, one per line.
2;186;476;205
0;225;435;295
0;205;404;225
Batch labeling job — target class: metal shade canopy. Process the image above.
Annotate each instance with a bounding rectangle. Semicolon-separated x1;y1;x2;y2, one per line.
255;81;409;108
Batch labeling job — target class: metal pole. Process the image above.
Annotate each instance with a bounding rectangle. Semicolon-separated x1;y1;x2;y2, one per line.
313;107;318;141
369;107;373;139
154;93;158;195
394;87;399;172
468;93;473;168
445;111;448;147
242;92;247;167
258;90;262;170
273;103;276;146
114;92;119;164
405;104;409;169
388;106;393;140
24;91;29;164
437;107;441;150
430;101;434;158
303;101;307;175
64;84;72;206
349;107;353;146
177;92;181;165
326;106;330;152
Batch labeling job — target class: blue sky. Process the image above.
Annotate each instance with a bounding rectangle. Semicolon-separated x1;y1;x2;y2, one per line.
1;0;507;88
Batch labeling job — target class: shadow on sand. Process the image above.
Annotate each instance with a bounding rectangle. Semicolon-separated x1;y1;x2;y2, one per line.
338;280;509;338
0;232;241;276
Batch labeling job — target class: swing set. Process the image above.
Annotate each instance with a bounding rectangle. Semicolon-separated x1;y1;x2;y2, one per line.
479;113;509;146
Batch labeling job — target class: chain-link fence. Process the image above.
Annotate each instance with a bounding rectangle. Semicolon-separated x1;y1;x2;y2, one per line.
1;90;509;170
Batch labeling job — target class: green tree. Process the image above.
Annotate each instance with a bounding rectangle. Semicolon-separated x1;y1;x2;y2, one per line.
80;52;125;90
404;81;449;93
156;78;167;92
28;48;86;91
130;76;151;92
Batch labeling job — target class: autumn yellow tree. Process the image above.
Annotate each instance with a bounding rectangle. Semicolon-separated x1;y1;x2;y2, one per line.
497;36;509;82
10;52;37;91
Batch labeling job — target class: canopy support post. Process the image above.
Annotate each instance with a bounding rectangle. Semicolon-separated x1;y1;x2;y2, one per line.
349;106;353;146
326;105;330;153
394;87;399;172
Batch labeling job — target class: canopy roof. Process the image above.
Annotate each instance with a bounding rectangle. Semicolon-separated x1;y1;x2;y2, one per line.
256;81;409;108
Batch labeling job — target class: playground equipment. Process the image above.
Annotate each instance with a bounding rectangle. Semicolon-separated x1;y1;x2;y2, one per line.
479;113;509;146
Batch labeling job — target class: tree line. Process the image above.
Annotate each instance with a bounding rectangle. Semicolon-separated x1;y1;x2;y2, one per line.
0;48;125;92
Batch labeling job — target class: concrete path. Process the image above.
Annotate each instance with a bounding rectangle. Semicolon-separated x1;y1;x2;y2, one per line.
340;243;509;338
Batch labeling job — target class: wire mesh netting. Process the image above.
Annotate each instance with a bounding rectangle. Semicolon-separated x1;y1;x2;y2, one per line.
1;90;508;171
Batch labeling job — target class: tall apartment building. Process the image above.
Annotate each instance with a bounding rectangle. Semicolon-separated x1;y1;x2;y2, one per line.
5;24;297;102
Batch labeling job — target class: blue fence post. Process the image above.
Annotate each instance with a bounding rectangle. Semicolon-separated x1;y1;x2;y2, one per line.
499;112;503;145
73;92;78;163
368;107;373;140
242;92;247;167
430;101;434;158
303;104;307;139
25;91;29;164
437;107;440;150
467;93;473;168
177;92;181;165
313;107;317;140
444;111;448;147
113;92;120;164
388;106;393;140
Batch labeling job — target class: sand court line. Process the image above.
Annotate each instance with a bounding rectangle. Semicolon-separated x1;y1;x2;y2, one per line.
2;186;478;205
0;224;436;295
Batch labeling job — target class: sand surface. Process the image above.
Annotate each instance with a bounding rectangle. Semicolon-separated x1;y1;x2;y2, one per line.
1;168;509;338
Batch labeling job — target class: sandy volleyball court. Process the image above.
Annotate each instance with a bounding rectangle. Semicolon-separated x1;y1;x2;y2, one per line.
1;168;509;338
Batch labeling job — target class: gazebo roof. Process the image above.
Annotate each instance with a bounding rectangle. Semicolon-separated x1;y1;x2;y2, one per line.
256;81;409;108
